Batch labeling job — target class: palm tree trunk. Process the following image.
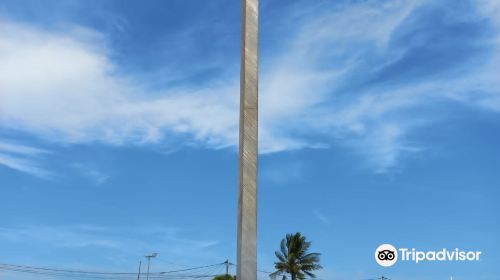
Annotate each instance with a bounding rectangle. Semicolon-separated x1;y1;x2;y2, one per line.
291;273;296;280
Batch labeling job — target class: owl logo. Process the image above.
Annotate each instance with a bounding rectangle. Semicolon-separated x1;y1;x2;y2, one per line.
375;244;398;267
377;249;396;261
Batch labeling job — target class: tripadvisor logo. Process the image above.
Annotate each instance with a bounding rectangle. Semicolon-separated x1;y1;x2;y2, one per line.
375;244;398;267
375;244;482;267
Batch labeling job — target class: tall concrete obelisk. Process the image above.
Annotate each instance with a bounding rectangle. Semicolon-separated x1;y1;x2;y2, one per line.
237;0;258;280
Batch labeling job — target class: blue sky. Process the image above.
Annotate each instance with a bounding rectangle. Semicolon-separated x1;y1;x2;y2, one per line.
1;0;499;279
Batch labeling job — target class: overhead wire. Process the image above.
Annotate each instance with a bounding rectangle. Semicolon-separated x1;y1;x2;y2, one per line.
0;261;339;280
0;262;227;280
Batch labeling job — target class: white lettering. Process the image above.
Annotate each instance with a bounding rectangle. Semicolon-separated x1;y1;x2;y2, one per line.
393;248;482;264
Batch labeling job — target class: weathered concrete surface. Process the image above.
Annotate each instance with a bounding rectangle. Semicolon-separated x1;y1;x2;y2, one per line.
237;0;258;280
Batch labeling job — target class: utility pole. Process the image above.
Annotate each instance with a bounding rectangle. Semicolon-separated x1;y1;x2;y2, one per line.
136;261;142;280
237;0;259;279
145;253;157;280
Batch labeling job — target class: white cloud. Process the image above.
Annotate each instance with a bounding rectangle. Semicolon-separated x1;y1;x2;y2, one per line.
259;0;430;169
1;2;423;157
0;20;240;149
260;0;500;172
1;0;499;175
0;140;50;177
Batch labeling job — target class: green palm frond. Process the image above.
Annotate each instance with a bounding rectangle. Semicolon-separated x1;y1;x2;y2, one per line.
275;253;287;263
269;270;282;280
269;232;322;280
303;271;316;278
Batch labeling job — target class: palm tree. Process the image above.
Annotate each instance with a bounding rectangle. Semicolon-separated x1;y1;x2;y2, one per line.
270;232;322;280
212;275;235;280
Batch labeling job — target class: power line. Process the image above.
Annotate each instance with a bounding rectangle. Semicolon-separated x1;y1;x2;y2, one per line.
154;258;198;269
159;263;224;274
227;261;272;275
0;266;135;280
0;263;136;275
0;262;227;280
2;261;329;280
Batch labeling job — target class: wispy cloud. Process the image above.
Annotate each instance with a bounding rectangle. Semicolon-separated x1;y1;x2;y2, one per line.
0;139;50;177
1;0;499;175
0;225;220;265
259;0;500;171
0;19;239;148
314;210;330;226
73;163;110;186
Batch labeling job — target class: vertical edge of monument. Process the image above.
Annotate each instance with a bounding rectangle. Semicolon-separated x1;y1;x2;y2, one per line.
237;0;258;280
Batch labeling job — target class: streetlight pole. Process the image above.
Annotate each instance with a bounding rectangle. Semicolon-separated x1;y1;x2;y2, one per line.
145;253;157;280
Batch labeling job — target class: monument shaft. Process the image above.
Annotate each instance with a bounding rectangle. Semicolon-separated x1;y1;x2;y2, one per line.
237;0;259;280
